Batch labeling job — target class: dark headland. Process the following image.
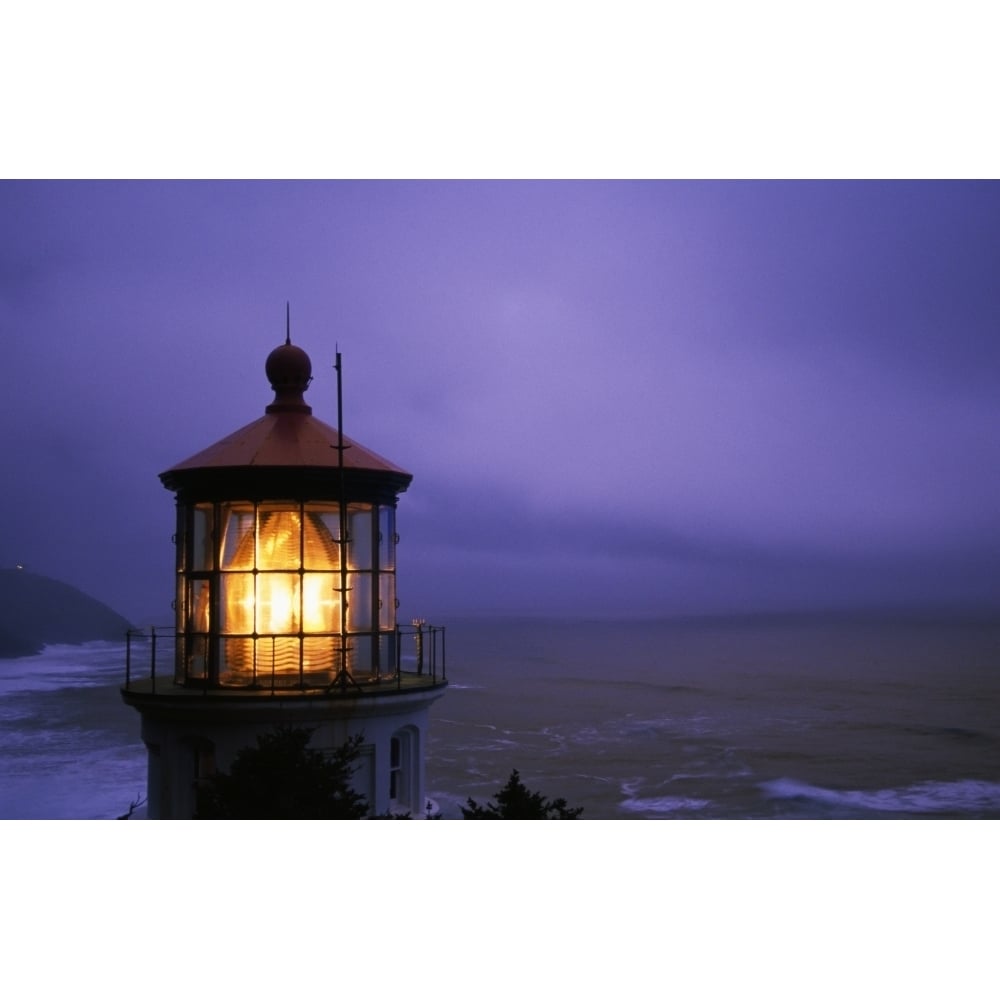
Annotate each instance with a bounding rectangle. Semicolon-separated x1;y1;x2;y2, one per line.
0;567;133;658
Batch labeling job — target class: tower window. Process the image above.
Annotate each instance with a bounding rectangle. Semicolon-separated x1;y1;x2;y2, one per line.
389;736;402;801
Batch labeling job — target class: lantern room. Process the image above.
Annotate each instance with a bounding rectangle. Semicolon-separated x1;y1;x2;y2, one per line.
160;335;413;690
122;326;447;818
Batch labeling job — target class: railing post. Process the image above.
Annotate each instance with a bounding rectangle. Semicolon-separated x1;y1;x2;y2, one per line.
412;618;426;676
150;627;157;695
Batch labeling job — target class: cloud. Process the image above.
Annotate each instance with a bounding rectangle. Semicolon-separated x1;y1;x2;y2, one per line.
2;181;999;621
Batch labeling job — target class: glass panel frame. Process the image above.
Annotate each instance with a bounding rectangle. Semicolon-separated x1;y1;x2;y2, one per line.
347;572;373;630
188;578;211;633
176;497;405;687
304;506;342;570
378;506;395;571
347;503;373;570
191;504;214;571
256;505;303;571
221;504;255;570
220;572;255;635
256;572;302;635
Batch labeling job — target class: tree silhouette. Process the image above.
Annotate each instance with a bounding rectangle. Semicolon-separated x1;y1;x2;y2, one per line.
195;727;368;819
461;769;583;819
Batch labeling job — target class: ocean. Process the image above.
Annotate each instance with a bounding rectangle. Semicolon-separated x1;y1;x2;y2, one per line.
2;612;999;819
426;612;1000;820
0;640;147;819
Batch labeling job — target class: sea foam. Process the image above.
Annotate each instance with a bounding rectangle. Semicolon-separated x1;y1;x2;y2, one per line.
760;777;1000;815
619;778;711;815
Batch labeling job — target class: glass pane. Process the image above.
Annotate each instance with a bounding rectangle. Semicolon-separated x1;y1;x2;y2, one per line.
221;505;255;569
191;504;214;571
317;508;343;540
256;573;301;634
304;507;341;569
189;579;211;633
259;637;301;685
183;634;209;683
220;637;255;685
220;573;254;634
302;573;339;632
257;506;302;570
379;574;395;630
379;507;395;570
303;636;337;679
347;572;372;630
350;635;374;678
347;504;372;570
378;632;397;680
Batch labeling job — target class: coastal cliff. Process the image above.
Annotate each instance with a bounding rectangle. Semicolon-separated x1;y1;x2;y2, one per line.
0;568;133;657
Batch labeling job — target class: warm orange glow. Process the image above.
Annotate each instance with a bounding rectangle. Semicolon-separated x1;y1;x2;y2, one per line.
302;573;338;630
217;503;343;681
258;510;302;568
256;573;299;633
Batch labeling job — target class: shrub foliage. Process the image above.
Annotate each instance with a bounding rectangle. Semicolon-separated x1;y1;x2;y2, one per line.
461;768;583;819
195;726;368;819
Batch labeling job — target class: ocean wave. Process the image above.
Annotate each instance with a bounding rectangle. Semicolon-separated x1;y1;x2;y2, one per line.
619;794;711;815
760;777;1000;815
0;642;128;693
8;640;128;661
619;777;711;815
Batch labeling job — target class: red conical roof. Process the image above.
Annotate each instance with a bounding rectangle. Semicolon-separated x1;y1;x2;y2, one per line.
164;411;409;477
159;337;411;500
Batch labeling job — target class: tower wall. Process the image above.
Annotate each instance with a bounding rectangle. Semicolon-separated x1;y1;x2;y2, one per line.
134;687;445;819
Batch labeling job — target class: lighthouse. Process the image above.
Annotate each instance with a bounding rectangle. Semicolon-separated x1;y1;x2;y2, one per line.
122;324;447;818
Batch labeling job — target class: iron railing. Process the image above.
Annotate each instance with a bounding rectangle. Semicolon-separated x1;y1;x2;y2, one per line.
397;622;447;684
124;623;446;695
124;626;176;694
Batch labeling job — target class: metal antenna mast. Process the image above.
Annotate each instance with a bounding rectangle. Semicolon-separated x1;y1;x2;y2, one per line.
333;347;355;690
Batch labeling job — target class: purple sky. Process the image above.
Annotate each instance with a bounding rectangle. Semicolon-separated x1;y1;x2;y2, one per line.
2;180;1000;623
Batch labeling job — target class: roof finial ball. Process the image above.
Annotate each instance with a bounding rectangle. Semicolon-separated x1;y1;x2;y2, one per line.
265;303;313;412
